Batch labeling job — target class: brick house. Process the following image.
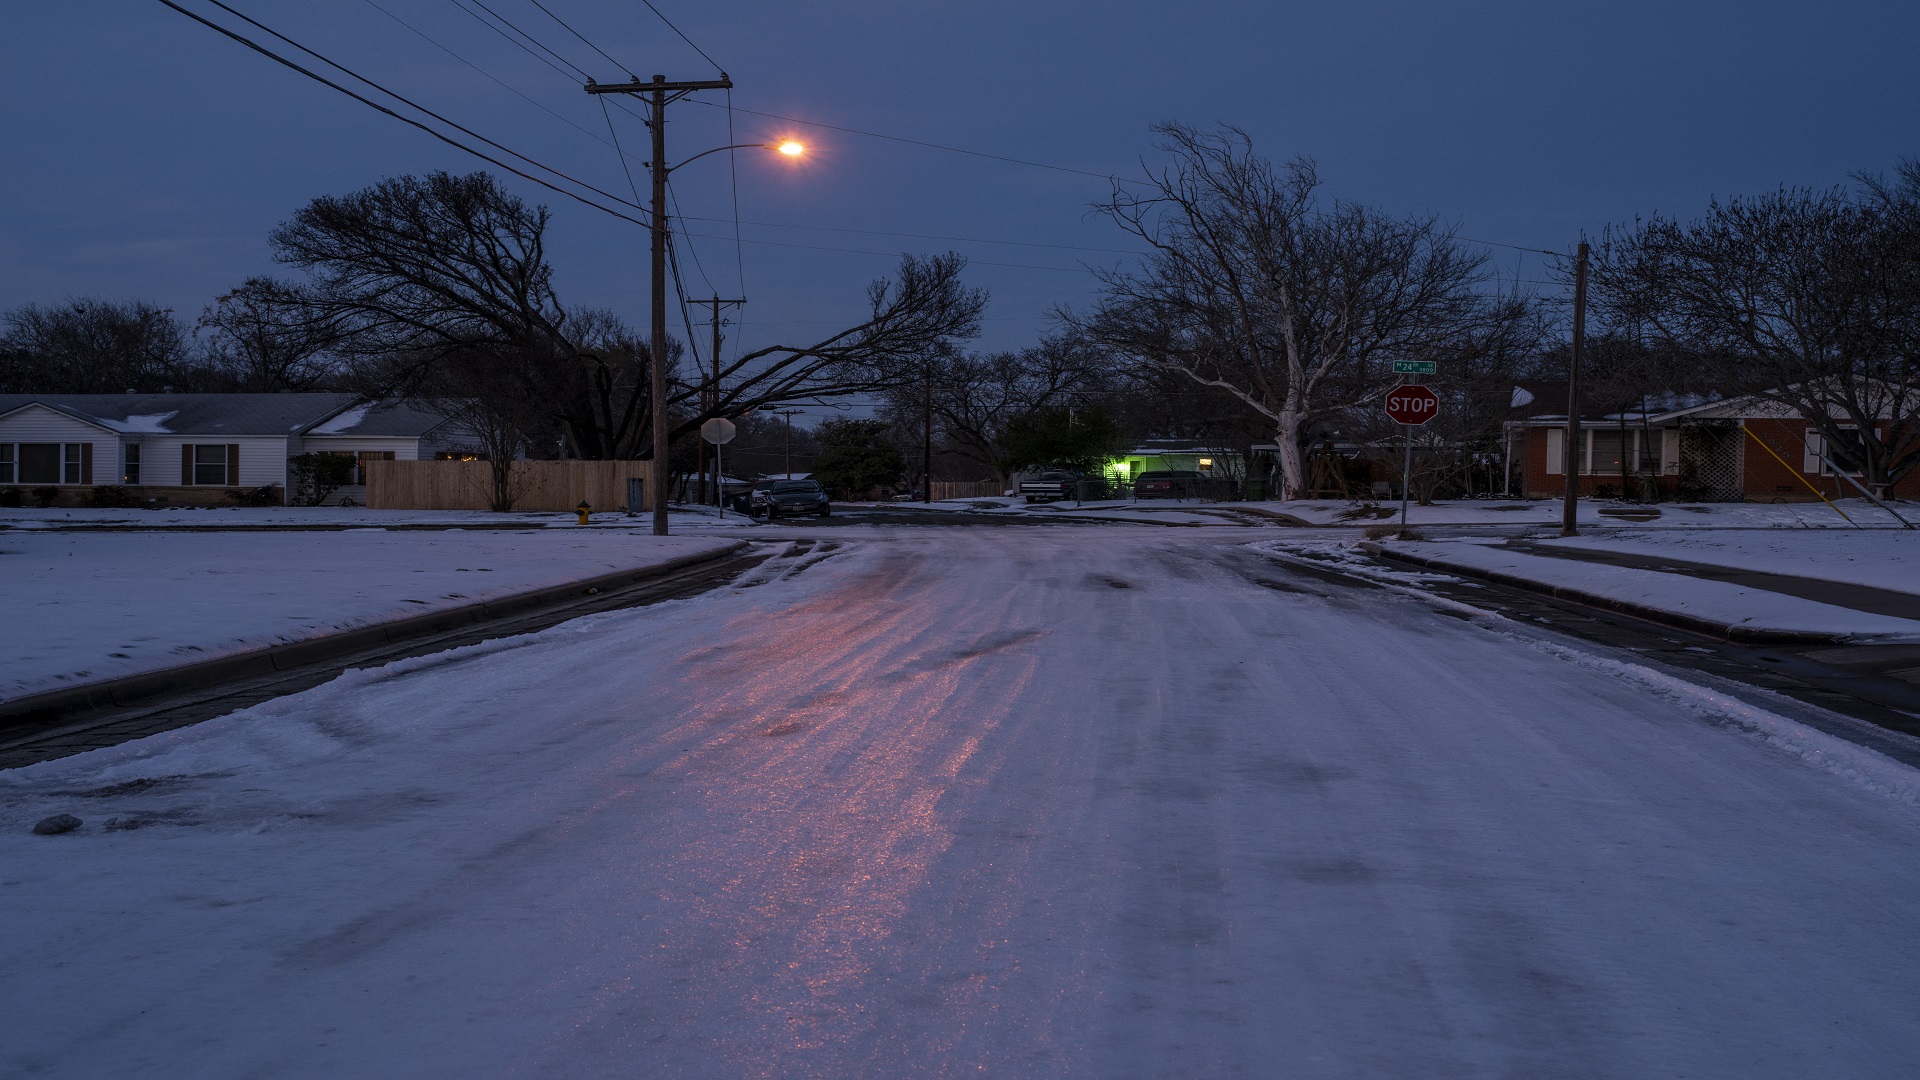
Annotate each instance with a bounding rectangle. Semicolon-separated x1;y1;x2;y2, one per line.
0;394;479;507
1505;381;1920;502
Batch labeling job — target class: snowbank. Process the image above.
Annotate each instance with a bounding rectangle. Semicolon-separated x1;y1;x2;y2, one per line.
1376;538;1920;642
0;530;739;704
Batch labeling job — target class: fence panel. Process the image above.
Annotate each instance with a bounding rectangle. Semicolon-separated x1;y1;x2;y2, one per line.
929;480;1005;501
366;460;653;512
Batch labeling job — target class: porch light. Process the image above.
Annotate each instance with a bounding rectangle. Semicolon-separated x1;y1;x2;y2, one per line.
1198;457;1213;468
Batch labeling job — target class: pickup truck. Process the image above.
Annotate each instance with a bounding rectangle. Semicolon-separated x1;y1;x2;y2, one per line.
1018;470;1081;503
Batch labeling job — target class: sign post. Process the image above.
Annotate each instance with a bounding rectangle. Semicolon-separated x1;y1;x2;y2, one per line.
700;417;737;510
1382;384;1440;534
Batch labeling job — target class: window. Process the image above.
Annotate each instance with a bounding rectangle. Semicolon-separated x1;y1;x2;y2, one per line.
194;444;229;486
1812;429;1864;476
1588;430;1627;474
18;443;61;485
64;444;83;484
123;443;141;485
0;444;12;484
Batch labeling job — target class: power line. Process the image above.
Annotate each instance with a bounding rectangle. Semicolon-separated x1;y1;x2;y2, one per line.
459;0;590;80
526;0;634;78
153;0;653;229
686;98;1137;186
638;0;723;73
190;0;649;215
677;215;1146;255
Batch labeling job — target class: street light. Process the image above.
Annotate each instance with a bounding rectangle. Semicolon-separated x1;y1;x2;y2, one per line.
586;73;807;536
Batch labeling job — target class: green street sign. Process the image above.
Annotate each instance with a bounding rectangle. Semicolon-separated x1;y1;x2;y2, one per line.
1393;360;1438;374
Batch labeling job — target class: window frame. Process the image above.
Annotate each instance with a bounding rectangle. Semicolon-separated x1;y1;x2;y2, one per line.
193;443;230;486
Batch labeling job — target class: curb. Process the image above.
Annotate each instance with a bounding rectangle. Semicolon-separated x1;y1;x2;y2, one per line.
1359;541;1850;645
0;540;750;727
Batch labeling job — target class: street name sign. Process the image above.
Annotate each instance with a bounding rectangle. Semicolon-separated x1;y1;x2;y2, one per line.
1383;385;1440;425
1392;360;1438;375
700;417;737;445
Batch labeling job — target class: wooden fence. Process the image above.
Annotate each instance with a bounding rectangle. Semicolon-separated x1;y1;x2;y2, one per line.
930;480;1005;500
366;460;652;512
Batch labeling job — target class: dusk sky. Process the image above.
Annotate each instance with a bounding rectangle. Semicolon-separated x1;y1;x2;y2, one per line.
5;1;1917;374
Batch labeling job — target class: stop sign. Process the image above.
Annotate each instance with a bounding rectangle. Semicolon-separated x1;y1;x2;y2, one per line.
1383;384;1439;426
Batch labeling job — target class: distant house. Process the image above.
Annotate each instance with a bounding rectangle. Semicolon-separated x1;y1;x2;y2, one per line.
1104;440;1246;482
1506;381;1920;502
0;393;478;506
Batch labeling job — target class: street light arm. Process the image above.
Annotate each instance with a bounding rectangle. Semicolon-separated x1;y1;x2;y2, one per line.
668;143;777;173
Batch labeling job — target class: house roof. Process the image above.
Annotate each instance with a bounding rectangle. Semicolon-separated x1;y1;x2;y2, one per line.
0;394;459;438
1508;381;1724;425
302;399;455;438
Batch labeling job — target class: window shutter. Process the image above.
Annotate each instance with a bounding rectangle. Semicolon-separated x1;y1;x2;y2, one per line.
80;442;93;485
227;443;241;486
1802;428;1822;473
181;444;195;486
1544;428;1563;475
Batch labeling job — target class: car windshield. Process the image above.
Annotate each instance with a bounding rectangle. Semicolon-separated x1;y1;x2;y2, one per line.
772;481;821;493
1037;472;1076;481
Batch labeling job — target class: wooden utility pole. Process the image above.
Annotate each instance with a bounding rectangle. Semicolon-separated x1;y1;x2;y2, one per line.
689;295;744;505
586;73;733;535
922;365;934;503
1562;241;1589;537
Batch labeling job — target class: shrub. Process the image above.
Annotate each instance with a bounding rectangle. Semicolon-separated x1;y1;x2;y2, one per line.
226;485;283;507
0;488;21;508
32;486;59;508
87;485;135;508
288;453;357;506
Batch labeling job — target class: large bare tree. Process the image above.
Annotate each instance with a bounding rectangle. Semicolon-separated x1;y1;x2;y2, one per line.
1591;166;1920;495
881;335;1110;482
1071;124;1510;499
249;171;986;458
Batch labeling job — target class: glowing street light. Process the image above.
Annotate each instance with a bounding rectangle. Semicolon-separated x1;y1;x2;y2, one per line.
776;140;805;157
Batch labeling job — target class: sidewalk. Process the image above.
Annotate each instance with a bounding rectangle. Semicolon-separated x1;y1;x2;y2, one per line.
1367;538;1920;644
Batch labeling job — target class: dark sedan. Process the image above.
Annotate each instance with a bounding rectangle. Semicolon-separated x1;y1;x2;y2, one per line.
1133;469;1206;499
749;479;832;519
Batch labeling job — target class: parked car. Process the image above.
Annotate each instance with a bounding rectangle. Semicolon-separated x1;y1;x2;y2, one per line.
1018;470;1082;503
1133;469;1206;499
748;478;831;519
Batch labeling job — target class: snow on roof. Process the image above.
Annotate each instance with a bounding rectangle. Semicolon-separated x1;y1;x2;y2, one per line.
308;404;372;435
98;411;179;433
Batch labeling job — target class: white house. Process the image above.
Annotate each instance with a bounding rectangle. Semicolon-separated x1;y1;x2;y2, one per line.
0;393;478;506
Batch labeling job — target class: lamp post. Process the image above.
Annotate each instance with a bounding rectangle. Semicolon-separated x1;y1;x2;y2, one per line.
586;73;803;535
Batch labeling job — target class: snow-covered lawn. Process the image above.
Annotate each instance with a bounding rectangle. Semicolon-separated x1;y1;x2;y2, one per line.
0;505;758;530
5;530;1920;1076
1366;537;1920;641
0;530;739;704
1546;528;1920;596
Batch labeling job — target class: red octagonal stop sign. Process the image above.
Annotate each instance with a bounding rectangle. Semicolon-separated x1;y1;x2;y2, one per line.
1383;384;1440;425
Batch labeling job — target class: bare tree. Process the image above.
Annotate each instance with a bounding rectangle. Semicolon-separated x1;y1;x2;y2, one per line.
1591;169;1920;495
252;171;985;459
0;298;205;393
881;335;1109;482
197;279;342;391
1070;124;1506;499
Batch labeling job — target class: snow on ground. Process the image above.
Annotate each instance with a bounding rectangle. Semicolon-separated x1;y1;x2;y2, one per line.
0;506;757;530
5;529;1920;1076
1373;537;1920;640
0;530;738;704
1547;527;1920;597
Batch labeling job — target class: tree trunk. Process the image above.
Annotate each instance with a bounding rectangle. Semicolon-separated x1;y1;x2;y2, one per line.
1274;410;1306;501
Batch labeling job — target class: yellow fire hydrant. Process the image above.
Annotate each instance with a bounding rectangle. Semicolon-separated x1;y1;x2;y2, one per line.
575;501;592;525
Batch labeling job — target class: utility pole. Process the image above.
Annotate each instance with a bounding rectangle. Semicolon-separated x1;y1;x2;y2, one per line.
689;295;744;505
587;73;733;536
922;364;934;503
1562;240;1590;537
772;408;803;478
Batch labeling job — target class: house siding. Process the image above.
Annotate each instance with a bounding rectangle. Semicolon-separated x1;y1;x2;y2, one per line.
136;436;291;488
1519;418;1920;502
0;405;118;485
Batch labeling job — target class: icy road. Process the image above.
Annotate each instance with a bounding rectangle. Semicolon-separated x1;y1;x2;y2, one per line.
5;527;1920;1078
